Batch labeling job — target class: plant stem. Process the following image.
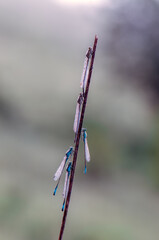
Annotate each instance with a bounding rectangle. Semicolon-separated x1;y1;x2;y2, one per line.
58;35;98;240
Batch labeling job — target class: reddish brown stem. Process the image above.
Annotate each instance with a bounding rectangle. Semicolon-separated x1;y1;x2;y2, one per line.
58;35;98;240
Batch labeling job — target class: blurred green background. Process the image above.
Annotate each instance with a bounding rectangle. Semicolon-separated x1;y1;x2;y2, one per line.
0;0;159;239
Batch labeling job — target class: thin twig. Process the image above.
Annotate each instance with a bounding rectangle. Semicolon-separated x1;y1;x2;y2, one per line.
58;35;98;240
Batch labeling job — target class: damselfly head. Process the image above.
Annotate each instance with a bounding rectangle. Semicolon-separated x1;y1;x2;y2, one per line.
66;146;73;157
82;128;87;142
77;93;83;104
69;146;73;152
86;47;93;58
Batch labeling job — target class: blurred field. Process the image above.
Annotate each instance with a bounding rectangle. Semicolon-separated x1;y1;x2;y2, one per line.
0;0;159;239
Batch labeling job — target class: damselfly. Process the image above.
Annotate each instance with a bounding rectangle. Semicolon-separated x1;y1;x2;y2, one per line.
82;128;90;173
53;146;73;195
73;93;83;137
62;161;72;211
80;47;93;94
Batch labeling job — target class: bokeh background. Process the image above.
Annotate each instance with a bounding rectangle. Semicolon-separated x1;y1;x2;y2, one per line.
0;0;159;239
